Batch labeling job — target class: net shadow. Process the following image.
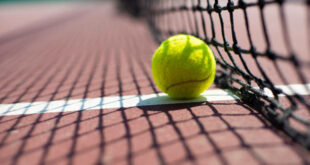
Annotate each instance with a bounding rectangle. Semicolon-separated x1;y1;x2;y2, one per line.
0;2;309;164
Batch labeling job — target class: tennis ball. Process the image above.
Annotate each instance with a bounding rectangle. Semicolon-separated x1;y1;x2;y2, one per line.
152;34;216;99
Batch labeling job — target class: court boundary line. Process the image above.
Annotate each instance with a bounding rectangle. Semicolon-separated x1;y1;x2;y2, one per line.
0;83;309;116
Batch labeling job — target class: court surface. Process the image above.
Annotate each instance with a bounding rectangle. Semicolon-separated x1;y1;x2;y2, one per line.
0;1;309;165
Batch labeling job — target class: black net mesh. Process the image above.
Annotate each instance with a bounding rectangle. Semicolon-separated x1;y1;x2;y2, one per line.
119;0;310;149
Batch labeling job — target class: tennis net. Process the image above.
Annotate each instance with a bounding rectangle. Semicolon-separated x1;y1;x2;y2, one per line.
119;0;310;149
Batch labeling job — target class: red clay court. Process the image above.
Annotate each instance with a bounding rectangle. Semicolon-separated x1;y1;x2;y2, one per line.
0;0;309;165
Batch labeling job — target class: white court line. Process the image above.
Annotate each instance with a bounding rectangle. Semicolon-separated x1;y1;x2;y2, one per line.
0;83;309;116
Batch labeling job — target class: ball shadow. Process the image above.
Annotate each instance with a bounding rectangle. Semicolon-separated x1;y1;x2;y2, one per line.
136;95;206;111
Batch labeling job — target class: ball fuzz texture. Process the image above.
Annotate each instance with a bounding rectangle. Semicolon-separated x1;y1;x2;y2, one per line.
152;34;216;99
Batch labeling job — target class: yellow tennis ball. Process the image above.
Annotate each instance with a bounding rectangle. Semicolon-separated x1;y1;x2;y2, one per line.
152;34;216;99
